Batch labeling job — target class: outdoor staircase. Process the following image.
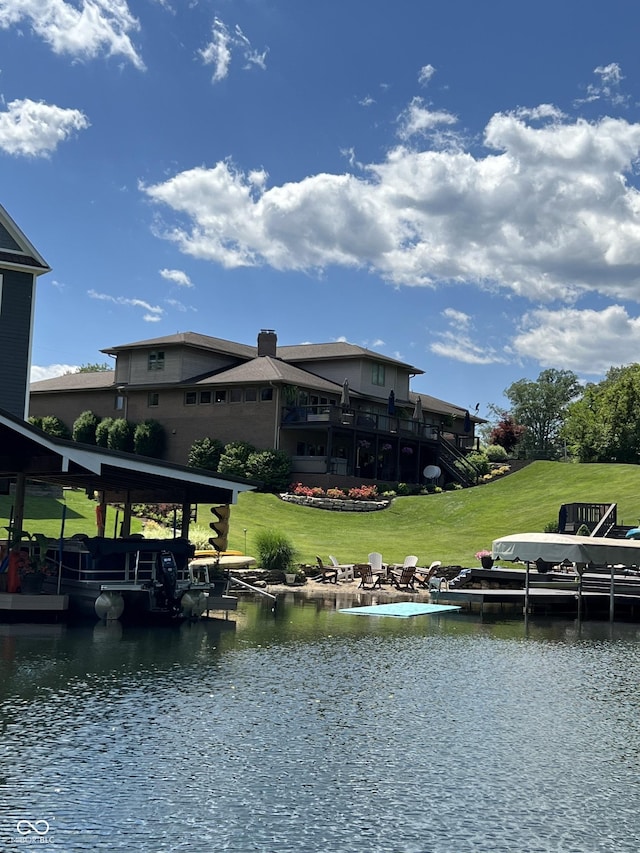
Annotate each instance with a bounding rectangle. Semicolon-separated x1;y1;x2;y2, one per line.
438;437;480;488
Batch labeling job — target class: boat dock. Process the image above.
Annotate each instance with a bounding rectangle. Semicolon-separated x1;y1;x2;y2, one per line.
436;566;640;620
0;592;69;621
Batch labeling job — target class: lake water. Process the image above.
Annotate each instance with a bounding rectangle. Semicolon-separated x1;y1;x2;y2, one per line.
1;591;640;853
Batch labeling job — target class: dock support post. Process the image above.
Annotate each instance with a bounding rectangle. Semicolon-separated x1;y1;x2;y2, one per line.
609;565;615;622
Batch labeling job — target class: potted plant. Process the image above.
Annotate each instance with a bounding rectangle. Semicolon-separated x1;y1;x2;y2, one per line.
475;549;494;570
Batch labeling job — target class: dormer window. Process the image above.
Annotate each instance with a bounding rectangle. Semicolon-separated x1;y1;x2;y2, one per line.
148;350;165;371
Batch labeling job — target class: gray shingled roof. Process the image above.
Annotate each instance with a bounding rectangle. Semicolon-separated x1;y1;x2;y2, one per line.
102;332;255;361
101;332;423;373
278;341;423;374
30;370;116;393
409;391;485;422
191;356;350;394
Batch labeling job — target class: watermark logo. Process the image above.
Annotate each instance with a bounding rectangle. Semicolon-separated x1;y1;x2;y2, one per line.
10;819;53;844
17;820;50;836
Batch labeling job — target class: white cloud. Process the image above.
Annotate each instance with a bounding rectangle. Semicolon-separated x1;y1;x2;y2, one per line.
430;309;507;365
0;0;145;69
576;62;627;107
512;304;640;374
0;98;89;156
442;308;471;329
418;64;436;86
397;97;457;140
430;332;507;365
141;106;640;308
159;267;192;287
88;289;164;322
31;363;79;381
200;17;267;83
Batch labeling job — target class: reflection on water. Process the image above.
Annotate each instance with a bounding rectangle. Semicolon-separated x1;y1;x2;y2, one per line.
1;596;640;852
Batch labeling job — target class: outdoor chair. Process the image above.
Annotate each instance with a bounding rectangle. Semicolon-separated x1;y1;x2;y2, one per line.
414;561;442;589
316;556;339;584
367;552;385;576
390;564;417;591
357;563;382;590
329;555;355;582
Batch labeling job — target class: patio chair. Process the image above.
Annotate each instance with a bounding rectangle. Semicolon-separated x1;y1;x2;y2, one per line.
329;555;355;582
367;552;384;575
414;561;442;589
357;563;382;590
316;556;339;584
390;560;418;591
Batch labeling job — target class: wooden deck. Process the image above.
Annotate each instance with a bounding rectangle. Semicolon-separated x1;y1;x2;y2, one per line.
436;566;640;621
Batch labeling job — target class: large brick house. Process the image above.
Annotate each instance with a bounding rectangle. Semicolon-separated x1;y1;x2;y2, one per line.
30;329;483;487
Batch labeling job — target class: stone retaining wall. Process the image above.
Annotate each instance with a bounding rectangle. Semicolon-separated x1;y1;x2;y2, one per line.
280;494;390;512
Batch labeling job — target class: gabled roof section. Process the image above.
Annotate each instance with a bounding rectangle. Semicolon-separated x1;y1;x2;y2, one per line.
278;341;424;374
102;332;256;361
192;356;351;395
30;370;116;393
0;204;50;274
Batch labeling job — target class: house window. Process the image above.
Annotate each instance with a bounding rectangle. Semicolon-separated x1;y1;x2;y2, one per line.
115;395;125;411
148;392;159;407
185;391;197;405
245;388;257;402
260;387;273;401
214;390;227;403
148;350;165;371
229;388;242;403
199;391;212;404
372;363;386;386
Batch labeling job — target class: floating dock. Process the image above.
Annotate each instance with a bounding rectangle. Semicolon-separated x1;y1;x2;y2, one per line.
0;592;69;621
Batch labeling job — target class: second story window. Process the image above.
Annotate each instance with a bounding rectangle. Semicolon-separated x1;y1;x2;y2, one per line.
185;391;196;406
148;392;159;407
372;363;386;386
148;350;165;371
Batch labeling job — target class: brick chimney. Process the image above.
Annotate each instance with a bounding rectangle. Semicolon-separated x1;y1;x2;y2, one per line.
257;329;277;357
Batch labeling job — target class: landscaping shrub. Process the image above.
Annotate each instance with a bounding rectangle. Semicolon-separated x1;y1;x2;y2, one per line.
188;437;224;470
246;449;292;492
544;520;559;533
108;418;135;452
28;416;43;430
218;441;255;478
134;420;165;458
72;410;100;445
485;444;509;462
254;529;297;572
40;416;71;439
466;450;491;476
95;418;113;448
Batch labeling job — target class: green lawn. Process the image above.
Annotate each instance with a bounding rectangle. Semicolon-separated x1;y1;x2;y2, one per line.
2;461;639;567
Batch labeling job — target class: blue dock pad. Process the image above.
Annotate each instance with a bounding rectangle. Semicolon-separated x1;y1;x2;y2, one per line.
338;602;461;618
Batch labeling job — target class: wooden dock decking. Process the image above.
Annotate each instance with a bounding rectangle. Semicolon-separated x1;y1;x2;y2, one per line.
436;566;640;621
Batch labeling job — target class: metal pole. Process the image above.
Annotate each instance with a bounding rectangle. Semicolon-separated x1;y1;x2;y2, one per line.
57;503;67;595
610;564;615;622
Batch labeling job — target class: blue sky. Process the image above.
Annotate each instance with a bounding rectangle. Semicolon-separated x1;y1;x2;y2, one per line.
3;1;640;419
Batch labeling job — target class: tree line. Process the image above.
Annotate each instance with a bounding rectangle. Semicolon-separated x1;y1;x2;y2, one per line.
488;365;640;463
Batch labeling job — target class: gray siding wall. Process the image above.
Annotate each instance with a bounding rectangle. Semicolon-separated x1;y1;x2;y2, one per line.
0;223;21;252
0;269;34;418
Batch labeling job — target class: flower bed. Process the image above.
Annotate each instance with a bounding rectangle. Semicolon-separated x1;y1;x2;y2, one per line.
280;493;390;512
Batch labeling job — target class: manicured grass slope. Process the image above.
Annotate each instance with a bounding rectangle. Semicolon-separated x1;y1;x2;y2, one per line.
229;462;640;566
1;462;638;568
